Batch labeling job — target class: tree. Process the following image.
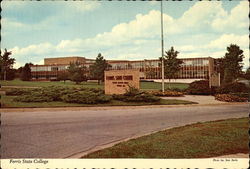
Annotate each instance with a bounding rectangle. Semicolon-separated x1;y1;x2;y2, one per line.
57;71;70;83
159;47;183;88
20;63;33;81
245;67;250;80
0;49;15;80
223;44;244;84
145;65;156;79
89;53;110;85
67;62;87;84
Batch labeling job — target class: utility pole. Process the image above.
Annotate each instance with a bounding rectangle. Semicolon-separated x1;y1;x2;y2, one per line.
161;0;165;92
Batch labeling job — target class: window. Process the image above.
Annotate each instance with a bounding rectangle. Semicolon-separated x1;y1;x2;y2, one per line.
51;67;58;71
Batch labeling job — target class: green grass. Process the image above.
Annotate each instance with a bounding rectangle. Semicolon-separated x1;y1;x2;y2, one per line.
1;95;196;108
140;81;189;90
0;79;103;89
1;79;189;90
83;117;249;158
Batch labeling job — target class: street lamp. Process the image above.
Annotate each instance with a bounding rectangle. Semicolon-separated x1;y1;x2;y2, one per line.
161;0;165;92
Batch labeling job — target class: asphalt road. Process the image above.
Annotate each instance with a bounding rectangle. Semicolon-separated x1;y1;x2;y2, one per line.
1;104;249;158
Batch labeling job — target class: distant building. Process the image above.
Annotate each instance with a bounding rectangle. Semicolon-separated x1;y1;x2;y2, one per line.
30;56;217;82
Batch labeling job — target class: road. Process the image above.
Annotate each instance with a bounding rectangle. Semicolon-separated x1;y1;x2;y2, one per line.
1;104;248;158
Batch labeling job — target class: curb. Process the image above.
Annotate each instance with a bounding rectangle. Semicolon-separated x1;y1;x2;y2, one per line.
0;102;250;113
1;102;248;113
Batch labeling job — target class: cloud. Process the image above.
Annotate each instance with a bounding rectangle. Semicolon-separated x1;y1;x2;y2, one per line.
6;1;249;70
211;1;249;32
207;34;248;49
177;1;226;30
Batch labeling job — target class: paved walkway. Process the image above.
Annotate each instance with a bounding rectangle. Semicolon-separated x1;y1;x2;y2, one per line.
162;95;226;104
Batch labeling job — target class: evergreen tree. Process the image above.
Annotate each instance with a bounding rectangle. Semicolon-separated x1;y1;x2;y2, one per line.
159;47;183;88
0;49;15;80
67;62;87;84
90;53;110;85
223;44;244;84
20;63;33;81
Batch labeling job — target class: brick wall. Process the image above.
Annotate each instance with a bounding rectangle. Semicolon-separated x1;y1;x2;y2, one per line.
104;69;140;95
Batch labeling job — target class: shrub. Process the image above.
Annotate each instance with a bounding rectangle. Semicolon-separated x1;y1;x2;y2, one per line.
215;94;248;102
187;80;210;95
231;92;249;98
216;82;249;94
121;86;160;102
124;86;141;96
5;88;37;96
149;90;184;97
61;91;111;104
14;95;53;102
112;94;126;101
124;92;160;102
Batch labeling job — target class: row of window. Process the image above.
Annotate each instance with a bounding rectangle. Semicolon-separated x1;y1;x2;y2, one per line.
31;66;68;72
31;59;210;72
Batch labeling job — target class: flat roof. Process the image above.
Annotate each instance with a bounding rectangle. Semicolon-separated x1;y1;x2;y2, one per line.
31;57;214;67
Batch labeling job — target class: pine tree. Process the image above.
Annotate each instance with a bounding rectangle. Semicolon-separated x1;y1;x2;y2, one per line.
223;44;244;84
20;63;32;81
90;53;110;85
160;47;183;88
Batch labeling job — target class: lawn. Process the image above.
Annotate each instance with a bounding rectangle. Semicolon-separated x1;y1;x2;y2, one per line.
0;79;103;88
83;117;249;158
1;95;196;108
140;81;189;90
0;79;189;90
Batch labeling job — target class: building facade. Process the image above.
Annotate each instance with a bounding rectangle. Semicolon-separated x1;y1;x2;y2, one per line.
30;56;216;81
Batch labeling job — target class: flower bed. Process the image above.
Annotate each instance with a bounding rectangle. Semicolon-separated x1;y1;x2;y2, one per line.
215;94;248;102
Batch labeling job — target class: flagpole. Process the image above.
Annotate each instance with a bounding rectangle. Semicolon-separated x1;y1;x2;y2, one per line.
161;0;165;92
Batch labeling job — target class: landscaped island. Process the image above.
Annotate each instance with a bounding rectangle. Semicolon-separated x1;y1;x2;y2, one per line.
1;85;195;108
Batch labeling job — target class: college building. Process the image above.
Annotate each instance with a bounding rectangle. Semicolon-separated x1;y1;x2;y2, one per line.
30;56;218;82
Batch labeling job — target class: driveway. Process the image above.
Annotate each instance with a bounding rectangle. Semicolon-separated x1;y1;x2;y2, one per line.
161;95;226;104
1;103;248;158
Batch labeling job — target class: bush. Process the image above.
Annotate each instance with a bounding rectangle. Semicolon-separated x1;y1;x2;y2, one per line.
216;82;249;94
187;80;210;95
6;88;35;96
124;92;160;102
117;86;161;102
124;86;141;96
61;91;111;104
149;90;184;97
231;92;249;98
13;86;106;103
112;94;126;101
14;95;53;102
215;94;248;102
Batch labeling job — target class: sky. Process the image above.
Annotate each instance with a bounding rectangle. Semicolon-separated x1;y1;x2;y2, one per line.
1;1;249;70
